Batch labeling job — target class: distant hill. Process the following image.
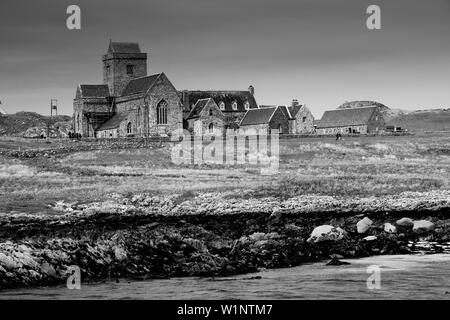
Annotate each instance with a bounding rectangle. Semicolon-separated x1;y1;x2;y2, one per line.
0;112;73;137
337;100;397;120
387;109;450;132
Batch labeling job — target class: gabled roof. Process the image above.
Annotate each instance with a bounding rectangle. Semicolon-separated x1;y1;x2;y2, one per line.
97;112;130;131
317;106;378;128
121;73;162;96
288;105;303;118
108;42;141;54
240;107;277;126
187;98;215;119
181;90;258;112
278;106;292;120
78;85;110;98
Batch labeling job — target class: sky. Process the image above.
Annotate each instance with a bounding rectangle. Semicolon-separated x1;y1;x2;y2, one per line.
0;0;449;118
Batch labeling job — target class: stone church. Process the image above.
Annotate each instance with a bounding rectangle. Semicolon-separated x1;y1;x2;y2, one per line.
73;41;259;138
74;41;182;138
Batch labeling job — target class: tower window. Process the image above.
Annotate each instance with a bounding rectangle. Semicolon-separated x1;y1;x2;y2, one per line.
106;66;110;74
127;122;132;134
126;65;134;75
209;109;213;116
302;116;307;123
209;123;214;133
157;100;168;124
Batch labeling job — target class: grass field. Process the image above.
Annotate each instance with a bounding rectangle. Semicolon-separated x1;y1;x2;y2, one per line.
0;133;449;214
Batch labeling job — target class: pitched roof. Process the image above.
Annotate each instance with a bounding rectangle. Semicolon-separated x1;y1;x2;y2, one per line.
240;107;277;126
121;74;161;96
317;106;378;128
97;112;130;130
181;90;258;112
108;42;141;54
288;105;303;118
78;85;110;98
187;98;214;119
278;105;292;120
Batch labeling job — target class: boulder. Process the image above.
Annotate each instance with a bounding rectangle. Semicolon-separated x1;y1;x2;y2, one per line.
0;252;21;270
357;217;373;234
396;217;414;228
114;247;128;261
413;220;435;233
384;223;397;233
307;225;346;243
326;257;350;266
40;262;57;278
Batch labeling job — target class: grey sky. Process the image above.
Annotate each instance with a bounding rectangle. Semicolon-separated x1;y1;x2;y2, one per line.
0;0;449;117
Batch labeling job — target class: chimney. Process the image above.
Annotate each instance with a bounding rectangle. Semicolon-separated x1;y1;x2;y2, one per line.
292;99;299;107
248;85;255;96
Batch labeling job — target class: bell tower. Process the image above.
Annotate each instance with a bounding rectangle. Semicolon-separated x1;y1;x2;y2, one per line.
102;41;148;96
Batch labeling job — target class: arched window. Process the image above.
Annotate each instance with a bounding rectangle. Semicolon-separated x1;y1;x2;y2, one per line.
232;101;238;111
137;107;141;126
209;109;213;116
77;114;80;131
244;101;250;110
219;101;225;110
157;100;168;124
209;123;214;133
127;122;132;134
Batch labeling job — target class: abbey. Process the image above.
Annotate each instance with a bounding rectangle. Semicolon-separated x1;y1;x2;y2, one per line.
74;41;182;138
73;41;258;138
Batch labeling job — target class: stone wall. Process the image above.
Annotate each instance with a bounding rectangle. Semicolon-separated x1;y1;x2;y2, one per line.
239;124;270;135
292;106;315;134
193;100;225;136
73;98;112;138
102;52;147;96
367;108;385;134
316;125;368;135
146;75;183;136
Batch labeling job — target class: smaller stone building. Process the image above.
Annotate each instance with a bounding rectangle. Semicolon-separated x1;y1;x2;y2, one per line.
180;88;258;131
316;106;385;135
186;98;225;136
239;106;290;135
287;104;315;134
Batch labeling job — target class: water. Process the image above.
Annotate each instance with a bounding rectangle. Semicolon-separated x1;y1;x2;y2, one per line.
1;254;449;300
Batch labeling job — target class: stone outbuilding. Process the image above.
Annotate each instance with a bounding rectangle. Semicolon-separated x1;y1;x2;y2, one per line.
287;103;315;134
316;106;385;135
238;106;290;135
180;88;258;131
186;98;225;136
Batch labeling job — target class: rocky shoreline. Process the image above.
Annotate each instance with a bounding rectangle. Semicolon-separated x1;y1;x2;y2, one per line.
0;191;449;290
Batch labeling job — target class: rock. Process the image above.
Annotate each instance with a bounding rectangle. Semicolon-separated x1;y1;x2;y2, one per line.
363;236;377;241
357;217;373;233
114;247;128;261
40;262;57;278
326;257;350;266
384;223;397;233
0;252;21;270
396;217;414;228
413;220;435;233
249;232;266;241
307;225;346;243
